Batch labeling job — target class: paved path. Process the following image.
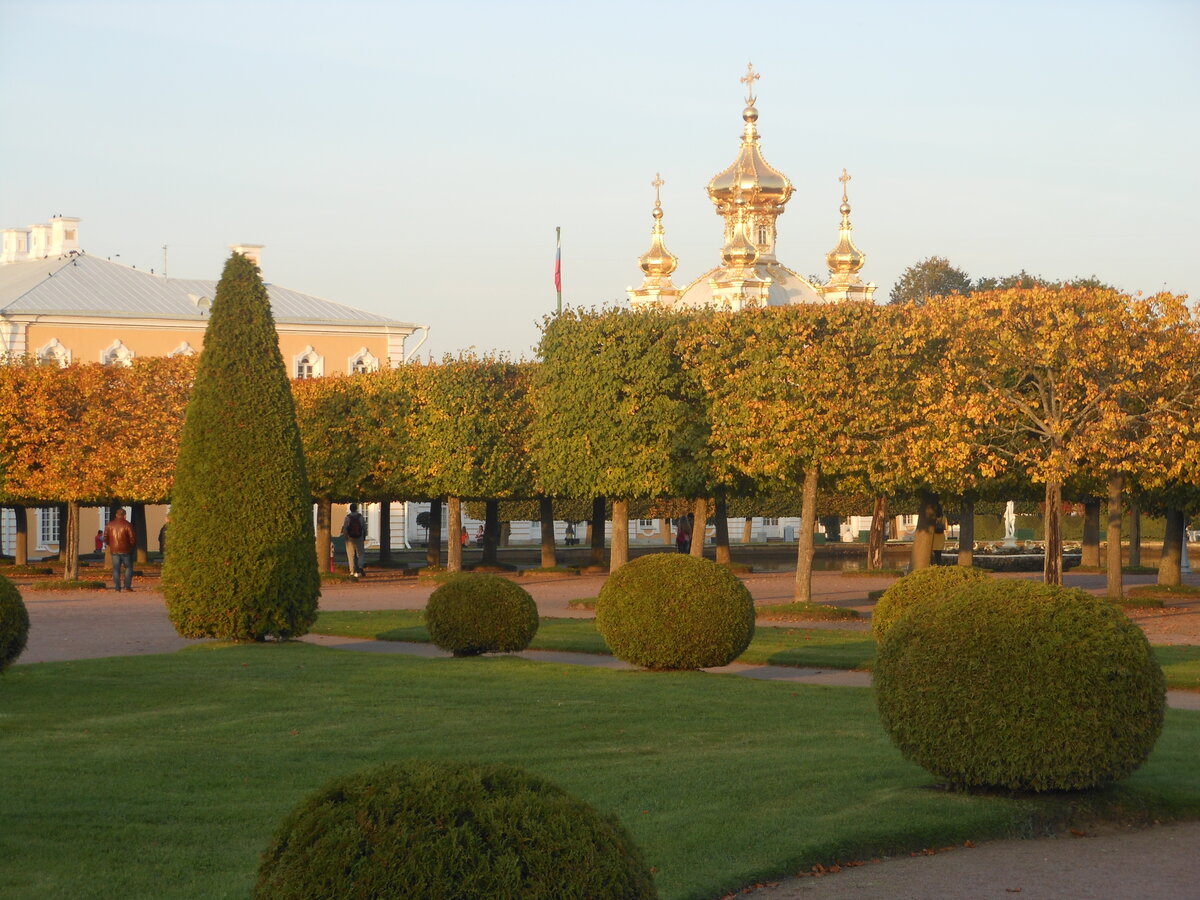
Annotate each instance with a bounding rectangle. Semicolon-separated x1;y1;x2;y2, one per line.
12;568;1200;900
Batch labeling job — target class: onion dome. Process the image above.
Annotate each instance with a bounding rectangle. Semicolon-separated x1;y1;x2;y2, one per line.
825;168;867;277
721;210;759;269
638;174;679;279
706;63;793;214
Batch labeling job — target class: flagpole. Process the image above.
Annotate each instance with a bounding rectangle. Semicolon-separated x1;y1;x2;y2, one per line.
554;226;562;314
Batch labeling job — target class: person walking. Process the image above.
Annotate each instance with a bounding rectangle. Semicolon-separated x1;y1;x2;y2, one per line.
104;508;137;592
341;503;367;578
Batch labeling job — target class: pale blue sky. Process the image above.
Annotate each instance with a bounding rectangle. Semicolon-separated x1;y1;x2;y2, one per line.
2;0;1197;359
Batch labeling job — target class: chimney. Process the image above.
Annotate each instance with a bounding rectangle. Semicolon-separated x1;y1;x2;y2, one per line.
28;223;52;259
230;243;264;270
1;228;29;265
49;216;81;256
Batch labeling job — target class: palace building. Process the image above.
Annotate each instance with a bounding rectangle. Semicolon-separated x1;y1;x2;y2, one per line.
0;215;429;560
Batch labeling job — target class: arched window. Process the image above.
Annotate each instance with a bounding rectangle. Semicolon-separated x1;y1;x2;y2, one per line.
756;224;770;246
37;338;71;367
294;345;323;379
101;339;135;367
348;347;380;375
168;341;196;358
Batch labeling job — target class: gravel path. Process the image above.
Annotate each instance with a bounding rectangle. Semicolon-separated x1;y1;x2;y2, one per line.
12;566;1200;900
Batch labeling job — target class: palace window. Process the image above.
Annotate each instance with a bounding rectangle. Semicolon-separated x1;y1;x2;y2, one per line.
39;507;60;546
762;517;779;526
37;338;71;367
348;347;380;375
756;225;769;245
294;346;324;379
639;519;656;528
101;339;135;367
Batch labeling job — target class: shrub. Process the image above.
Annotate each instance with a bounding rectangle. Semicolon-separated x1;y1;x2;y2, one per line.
871;565;989;642
596;553;754;670
0;575;30;672
162;253;319;640
254;760;657;900
425;574;538;656
874;580;1166;792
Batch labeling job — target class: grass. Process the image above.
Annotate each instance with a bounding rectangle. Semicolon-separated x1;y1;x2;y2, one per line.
756;601;862;622
0;565;54;576
1128;584;1200;598
313;611;1200;688
26;579;108;591
2;645;1199;900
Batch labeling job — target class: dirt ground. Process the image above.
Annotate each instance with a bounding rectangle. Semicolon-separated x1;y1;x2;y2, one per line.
10;565;1200;900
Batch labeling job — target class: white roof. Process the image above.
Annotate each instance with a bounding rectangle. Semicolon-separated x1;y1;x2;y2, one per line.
0;254;417;328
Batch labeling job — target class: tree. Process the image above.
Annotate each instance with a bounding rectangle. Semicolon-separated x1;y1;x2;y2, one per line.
532;308;710;571
162;253;319;640
888;256;972;306
926;287;1199;586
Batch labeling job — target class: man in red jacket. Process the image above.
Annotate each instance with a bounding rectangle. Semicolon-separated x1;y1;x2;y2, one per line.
104;508;137;592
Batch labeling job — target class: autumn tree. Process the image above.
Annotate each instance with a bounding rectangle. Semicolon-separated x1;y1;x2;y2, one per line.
927;287;1199;586
686;303;897;601
163;253;319;639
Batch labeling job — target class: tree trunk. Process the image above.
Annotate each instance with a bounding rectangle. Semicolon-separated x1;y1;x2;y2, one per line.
793;468;819;602
689;497;708;558
910;490;938;571
426;498;442;568
589;496;606;567
132;503;149;564
13;505;28;566
1106;475;1123;600
714;495;731;565
661;518;672;546
378;500;392;565
539;497;557;569
63;500;80;581
500;521;511;547
610;499;629;571
446;496;463;572
1128;498;1141;567
1043;480;1063;585
742;517;753;544
316;498;332;574
957;497;975;567
1158;508;1184;587
482;499;501;566
867;496;887;571
1081;498;1101;568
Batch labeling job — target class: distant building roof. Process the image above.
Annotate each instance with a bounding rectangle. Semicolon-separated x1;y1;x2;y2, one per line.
0;253;418;328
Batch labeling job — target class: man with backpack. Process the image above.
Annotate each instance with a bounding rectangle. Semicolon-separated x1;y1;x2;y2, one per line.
341;503;367;578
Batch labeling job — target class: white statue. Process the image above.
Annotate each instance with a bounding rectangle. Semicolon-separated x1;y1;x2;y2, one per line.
1003;501;1017;542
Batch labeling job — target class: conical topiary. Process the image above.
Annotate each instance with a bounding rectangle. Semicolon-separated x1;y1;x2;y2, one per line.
163;253;319;639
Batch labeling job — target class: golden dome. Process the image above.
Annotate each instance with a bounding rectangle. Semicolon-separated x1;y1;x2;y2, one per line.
721;211;759;269
706;64;793;212
638;173;679;279
825;168;866;277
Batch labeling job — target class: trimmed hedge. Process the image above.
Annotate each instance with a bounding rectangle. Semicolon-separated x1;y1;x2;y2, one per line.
0;575;29;672
596;553;754;670
425;574;538;656
874;580;1166;792
254;760;657;900
871;565;989;642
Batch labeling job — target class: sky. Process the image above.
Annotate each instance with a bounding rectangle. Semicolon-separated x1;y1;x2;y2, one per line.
2;0;1197;360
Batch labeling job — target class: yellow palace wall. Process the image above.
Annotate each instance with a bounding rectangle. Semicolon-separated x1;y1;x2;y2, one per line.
24;320;394;377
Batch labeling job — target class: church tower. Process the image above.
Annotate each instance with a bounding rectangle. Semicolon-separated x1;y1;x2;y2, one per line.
816;169;877;303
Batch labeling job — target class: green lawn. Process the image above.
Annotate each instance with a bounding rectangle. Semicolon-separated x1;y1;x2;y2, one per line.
3;645;1199;900
312;611;1200;686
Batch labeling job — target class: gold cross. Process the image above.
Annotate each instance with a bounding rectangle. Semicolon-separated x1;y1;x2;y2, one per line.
740;62;760;104
839;167;852;201
652;172;664;208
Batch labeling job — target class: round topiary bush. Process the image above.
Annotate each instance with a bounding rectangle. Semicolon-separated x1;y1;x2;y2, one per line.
871;564;990;643
874;580;1166;792
596;553;754;670
425;574;538;656
0;574;30;673
254;760;658;900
